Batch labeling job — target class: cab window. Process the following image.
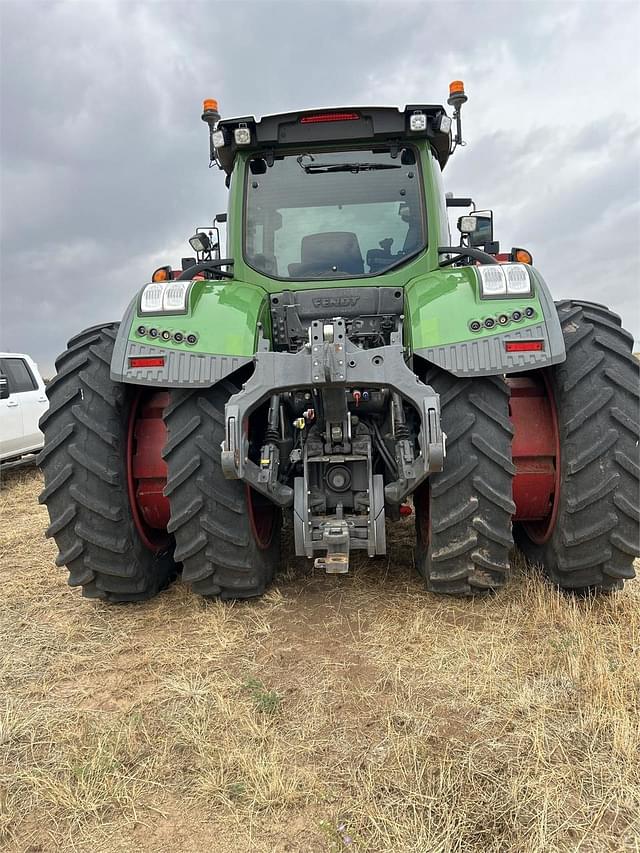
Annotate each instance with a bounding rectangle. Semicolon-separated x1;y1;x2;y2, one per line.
244;146;426;280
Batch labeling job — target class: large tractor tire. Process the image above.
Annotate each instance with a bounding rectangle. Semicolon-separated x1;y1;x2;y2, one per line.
38;324;176;602
515;301;639;591
415;368;516;595
163;383;281;599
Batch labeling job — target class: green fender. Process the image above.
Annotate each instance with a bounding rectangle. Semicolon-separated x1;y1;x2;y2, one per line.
405;265;565;376
111;279;271;387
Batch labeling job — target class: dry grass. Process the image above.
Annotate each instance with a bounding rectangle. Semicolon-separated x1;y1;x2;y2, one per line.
1;466;639;852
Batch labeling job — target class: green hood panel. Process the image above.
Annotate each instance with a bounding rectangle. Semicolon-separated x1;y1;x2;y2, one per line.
130;280;270;357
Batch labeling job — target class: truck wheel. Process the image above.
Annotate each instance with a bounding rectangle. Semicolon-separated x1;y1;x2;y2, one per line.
38;324;176;601
415;369;515;595
163;383;281;599
514;301;639;592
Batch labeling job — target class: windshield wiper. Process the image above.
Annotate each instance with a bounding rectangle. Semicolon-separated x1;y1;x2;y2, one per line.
303;162;401;174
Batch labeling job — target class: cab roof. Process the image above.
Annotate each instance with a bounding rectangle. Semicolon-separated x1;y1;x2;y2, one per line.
215;105;452;175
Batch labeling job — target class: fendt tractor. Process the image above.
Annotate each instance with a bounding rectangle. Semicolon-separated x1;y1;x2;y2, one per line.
39;83;640;602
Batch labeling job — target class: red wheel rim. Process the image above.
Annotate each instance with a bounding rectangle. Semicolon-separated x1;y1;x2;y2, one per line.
508;371;561;545
521;371;561;544
246;485;276;550
126;390;171;553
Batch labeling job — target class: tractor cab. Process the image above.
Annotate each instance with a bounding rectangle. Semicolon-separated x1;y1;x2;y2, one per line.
200;101;457;286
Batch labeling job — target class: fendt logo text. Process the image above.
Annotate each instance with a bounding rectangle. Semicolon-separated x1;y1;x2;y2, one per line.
312;296;360;308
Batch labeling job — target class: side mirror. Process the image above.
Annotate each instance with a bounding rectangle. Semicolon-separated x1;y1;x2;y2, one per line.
0;374;9;400
458;210;493;248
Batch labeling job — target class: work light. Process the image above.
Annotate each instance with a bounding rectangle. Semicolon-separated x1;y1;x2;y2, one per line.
189;232;211;253
409;111;427;131
212;129;226;148
436;114;452;134
234;125;251;145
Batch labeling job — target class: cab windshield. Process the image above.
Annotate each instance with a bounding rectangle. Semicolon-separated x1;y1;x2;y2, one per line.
244;147;426;280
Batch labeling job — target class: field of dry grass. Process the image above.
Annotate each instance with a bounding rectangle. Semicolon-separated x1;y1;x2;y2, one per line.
1;466;639;852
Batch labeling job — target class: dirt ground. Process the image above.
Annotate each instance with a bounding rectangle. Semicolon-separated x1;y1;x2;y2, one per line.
1;466;639;853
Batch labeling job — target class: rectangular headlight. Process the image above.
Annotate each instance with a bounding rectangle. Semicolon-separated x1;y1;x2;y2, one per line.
477;265;507;297
139;281;191;314
503;263;532;296
139;282;165;313
163;281;190;312
212;129;226;148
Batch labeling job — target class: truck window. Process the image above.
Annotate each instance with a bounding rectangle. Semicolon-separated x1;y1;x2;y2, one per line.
0;358;37;393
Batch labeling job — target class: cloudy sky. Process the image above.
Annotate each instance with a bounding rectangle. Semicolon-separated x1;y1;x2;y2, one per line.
1;0;639;375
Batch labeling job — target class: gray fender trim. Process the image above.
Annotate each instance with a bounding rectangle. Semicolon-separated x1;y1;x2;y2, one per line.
110;297;252;388
414;269;566;377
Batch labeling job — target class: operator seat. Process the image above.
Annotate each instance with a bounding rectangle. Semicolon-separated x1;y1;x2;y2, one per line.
288;231;364;277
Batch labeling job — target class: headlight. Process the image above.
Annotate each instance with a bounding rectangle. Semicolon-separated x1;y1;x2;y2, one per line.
503;263;532;296
163;281;190;311
477;265;506;297
139;281;191;314
477;263;532;298
140;283;164;313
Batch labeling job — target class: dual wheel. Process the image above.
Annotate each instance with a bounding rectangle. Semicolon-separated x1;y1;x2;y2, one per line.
37;325;279;602
39;302;638;602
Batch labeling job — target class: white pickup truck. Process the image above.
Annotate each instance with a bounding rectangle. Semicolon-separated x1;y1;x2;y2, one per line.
0;352;48;466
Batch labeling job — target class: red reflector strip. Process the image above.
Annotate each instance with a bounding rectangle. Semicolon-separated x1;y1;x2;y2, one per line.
300;112;360;124
129;356;165;368
505;341;544;353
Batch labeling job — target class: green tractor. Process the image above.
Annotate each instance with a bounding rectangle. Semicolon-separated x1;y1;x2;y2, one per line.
39;83;639;602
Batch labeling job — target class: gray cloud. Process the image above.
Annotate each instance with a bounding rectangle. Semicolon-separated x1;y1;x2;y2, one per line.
1;0;639;376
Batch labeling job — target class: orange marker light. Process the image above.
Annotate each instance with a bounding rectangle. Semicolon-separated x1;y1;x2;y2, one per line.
203;98;219;112
449;80;465;96
151;266;171;282
514;248;533;265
